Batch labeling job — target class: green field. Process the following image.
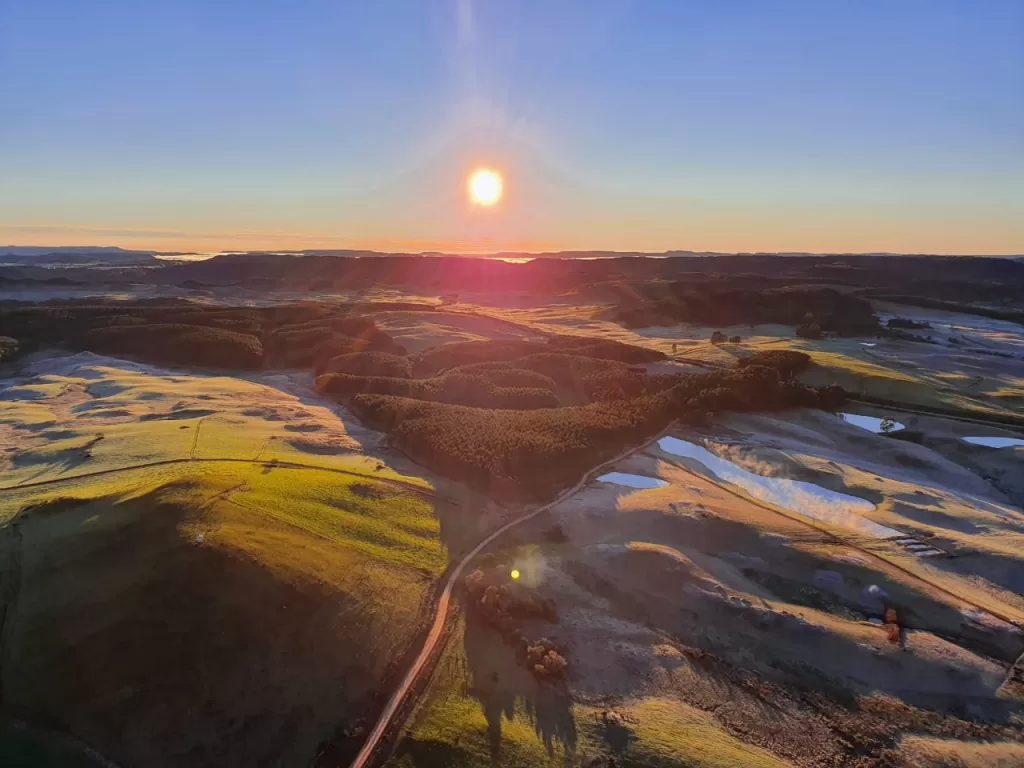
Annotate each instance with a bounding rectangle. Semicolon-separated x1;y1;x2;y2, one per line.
388;618;791;768
0;360;446;766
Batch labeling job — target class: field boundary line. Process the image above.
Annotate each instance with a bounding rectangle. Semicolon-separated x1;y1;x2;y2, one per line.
0;457;434;498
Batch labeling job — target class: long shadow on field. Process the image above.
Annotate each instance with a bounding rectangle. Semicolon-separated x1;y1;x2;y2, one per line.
0;487;389;768
563;508;1024;721
464;616;577;765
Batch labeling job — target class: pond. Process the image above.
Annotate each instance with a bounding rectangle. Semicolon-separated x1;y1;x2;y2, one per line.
962;436;1024;449
840;413;905;433
657;436;900;538
596;472;668;489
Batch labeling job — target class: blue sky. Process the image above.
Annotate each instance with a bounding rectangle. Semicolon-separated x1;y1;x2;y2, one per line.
1;0;1021;253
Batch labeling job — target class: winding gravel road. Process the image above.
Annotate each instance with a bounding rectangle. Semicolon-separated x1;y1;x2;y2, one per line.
347;424;679;768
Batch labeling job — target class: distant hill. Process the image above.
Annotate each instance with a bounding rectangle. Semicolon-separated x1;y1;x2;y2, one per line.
0;246;157;265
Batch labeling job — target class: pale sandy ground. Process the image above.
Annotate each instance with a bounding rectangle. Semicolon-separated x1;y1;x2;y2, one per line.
504;406;1024;747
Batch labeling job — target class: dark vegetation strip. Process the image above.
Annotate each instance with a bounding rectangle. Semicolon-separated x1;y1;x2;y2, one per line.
606;284;880;336
864;293;1024;327
327;354;839;503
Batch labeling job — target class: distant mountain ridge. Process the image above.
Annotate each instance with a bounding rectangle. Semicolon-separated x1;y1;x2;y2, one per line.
3;245;1022;261
0;246;158;265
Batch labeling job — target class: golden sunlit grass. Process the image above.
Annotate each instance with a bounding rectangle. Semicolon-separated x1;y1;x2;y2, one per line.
391;618;792;768
468;168;502;206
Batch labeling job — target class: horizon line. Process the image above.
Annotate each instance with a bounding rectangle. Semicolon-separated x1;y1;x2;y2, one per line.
3;243;1024;259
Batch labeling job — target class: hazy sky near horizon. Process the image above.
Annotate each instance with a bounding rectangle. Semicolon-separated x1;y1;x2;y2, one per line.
1;0;1022;254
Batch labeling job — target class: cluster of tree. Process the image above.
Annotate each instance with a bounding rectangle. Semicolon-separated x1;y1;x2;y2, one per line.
412;340;550;376
0;336;18;363
464;567;557;623
579;369;682;403
264;314;403;369
0;300;404;373
316;369;559;410
525;639;569;681
886;317;931;330
542;335;667;364
514;354;639;392
349;394;673;500
710;331;742;344
315;338;671;409
463;565;567;683
796;326;822;340
612;285;879;336
410;336;664;378
85;323;265;369
317;351;413;378
344;363;846;501
736;349;812;379
443;362;557;391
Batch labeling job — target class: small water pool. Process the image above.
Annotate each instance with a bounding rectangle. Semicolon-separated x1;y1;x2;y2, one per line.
962;436;1024;449
840;413;905;433
597;472;668;489
658;436;899;538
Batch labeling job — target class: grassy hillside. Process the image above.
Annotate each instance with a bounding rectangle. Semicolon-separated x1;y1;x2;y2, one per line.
388;619;792;768
0;358;445;767
0;462;441;767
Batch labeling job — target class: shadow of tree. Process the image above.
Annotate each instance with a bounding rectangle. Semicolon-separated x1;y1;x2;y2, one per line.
462;614;578;765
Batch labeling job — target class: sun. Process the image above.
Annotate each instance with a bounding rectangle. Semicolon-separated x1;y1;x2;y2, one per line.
468;168;502;206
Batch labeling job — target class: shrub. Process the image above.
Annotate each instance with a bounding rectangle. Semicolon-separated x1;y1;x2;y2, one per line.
347;394;674;501
0;336;19;363
737;349;811;379
796;323;823;340
816;383;847;410
886;317;931;330
85;324;264;370
265;319;401;369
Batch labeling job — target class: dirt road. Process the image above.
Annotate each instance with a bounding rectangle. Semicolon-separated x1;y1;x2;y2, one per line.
346;423;679;768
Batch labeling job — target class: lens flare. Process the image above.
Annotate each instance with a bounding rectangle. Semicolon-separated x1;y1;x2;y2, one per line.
468;168;502;206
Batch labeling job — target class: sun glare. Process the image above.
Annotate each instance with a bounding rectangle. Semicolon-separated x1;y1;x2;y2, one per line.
468;168;502;206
